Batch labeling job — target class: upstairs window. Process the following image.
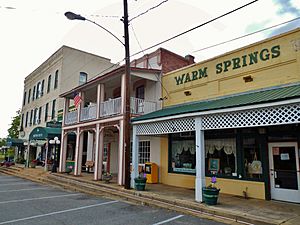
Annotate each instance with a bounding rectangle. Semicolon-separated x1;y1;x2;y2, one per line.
47;75;51;93
54;70;59;89
44;103;49;122
33;108;38;125
29;110;33;126
36;82;41;99
136;85;145;99
79;72;88;85
51;99;56;120
38;106;42;124
41;80;45;97
32;86;36;101
23;92;27;106
27;89;31;104
25;111;28;128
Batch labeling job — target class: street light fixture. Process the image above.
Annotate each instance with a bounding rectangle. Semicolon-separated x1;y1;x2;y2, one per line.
49;137;60;173
64;0;131;189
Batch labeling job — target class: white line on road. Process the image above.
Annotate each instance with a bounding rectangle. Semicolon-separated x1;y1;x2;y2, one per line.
0;200;119;224
0;182;31;186
0;193;81;204
0;187;49;193
152;215;184;225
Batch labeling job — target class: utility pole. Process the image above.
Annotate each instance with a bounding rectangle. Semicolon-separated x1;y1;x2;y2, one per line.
123;0;131;189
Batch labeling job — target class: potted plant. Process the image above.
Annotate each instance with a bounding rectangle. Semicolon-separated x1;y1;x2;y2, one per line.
202;176;220;205
102;172;113;183
30;159;38;168
134;172;147;191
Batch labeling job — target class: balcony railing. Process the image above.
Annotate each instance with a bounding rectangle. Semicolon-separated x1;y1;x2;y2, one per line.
80;104;97;121
64;97;157;125
65;110;78;125
100;97;122;117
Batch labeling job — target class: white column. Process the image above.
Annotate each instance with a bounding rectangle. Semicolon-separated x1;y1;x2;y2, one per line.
195;117;206;202
94;124;100;180
77;131;84;175
74;127;81;176
59;132;68;172
77;92;83;123
118;120;124;185
96;84;104;118
131;125;139;188
86;132;94;161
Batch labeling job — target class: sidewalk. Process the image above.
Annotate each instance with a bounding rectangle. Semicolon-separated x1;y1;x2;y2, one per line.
1;165;300;225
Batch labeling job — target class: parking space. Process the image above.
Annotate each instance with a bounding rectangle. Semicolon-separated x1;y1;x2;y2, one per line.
0;175;225;225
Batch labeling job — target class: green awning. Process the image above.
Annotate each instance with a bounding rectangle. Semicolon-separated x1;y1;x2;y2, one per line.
6;138;25;147
29;127;61;140
132;83;300;122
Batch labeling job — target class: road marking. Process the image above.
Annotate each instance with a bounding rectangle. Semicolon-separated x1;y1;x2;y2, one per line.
0;200;119;224
0;187;49;193
0;193;81;204
0;182;31;186
0;179;22;182
152;215;184;225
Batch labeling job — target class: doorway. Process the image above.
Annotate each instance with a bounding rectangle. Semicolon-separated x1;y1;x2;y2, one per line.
268;142;300;203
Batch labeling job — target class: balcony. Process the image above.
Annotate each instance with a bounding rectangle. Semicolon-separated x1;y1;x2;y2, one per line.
64;97;157;126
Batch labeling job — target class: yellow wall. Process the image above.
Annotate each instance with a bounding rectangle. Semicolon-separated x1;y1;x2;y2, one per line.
160;137;265;199
163;28;300;107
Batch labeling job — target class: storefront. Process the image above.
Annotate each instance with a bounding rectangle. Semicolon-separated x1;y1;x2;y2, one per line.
131;28;300;203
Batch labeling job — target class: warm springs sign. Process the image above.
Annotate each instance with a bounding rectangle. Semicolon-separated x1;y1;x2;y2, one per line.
174;45;281;85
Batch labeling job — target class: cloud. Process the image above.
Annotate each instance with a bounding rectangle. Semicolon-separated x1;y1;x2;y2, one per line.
274;0;300;15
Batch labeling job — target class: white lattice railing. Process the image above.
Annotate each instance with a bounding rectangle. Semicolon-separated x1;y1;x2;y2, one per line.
131;97;157;115
80;104;97;121
65;111;78;125
100;97;122;117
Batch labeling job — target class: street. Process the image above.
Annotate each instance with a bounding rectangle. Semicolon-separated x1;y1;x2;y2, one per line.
0;174;226;225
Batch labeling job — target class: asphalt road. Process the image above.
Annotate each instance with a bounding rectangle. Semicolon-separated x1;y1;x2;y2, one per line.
0;174;226;225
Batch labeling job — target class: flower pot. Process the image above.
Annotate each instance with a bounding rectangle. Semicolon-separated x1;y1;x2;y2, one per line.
202;187;220;205
134;177;147;191
102;175;113;183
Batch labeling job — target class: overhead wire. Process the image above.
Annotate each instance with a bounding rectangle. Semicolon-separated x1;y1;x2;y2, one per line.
130;0;259;58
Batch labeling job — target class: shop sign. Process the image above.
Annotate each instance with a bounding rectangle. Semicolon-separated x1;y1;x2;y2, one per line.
174;45;281;86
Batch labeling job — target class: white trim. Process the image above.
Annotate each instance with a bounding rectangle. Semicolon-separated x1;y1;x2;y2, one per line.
132;98;300;125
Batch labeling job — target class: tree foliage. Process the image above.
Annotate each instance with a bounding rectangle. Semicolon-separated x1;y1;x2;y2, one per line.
7;110;21;138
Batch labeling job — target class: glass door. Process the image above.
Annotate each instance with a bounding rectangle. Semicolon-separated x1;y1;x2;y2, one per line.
268;142;300;203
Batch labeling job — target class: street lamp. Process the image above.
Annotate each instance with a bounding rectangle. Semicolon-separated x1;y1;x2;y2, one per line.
49;137;60;173
64;0;131;189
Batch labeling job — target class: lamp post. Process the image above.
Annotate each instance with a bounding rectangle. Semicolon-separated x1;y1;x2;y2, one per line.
49;137;60;173
64;0;131;189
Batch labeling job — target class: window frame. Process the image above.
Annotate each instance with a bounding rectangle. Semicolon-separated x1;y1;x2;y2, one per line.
54;70;59;89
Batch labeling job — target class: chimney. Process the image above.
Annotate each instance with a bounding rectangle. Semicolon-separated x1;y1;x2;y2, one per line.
185;55;195;64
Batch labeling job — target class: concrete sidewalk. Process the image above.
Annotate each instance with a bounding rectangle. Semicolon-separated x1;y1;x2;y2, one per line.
1;165;300;225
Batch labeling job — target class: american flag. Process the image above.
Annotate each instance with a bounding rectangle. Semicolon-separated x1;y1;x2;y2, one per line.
74;93;82;108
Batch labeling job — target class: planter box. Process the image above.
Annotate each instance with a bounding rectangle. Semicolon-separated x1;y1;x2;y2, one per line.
202;187;220;205
134;177;147;191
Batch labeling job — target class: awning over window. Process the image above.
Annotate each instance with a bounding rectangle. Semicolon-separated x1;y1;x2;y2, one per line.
6;138;25;147
29;127;61;140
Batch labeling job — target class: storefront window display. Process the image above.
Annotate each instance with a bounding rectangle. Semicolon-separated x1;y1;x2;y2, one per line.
205;138;237;176
243;137;262;179
169;132;196;174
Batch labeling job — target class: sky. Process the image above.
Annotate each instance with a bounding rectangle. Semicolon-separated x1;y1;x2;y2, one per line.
0;0;299;138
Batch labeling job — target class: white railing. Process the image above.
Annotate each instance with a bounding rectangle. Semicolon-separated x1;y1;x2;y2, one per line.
100;97;122;117
65;111;78;125
131;97;157;115
80;104;97;121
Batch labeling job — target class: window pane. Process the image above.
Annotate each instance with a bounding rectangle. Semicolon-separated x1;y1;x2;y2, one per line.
79;72;87;85
243;137;262;179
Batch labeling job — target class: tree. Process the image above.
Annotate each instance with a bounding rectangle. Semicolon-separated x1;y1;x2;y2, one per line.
0;138;6;147
7;110;21;138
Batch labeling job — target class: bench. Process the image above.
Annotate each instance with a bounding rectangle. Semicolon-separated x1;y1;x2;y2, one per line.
85;161;94;173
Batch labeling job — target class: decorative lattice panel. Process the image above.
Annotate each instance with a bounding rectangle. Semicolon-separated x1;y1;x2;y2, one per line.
202;103;300;130
136;117;195;135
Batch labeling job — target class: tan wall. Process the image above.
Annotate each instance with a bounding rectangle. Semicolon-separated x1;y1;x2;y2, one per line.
163;28;300;107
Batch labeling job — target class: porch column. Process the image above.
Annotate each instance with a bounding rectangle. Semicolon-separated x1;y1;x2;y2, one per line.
131;125;139;188
94;124;104;180
77;92;83;123
74;127;83;176
195;117;206;202
59;131;68;172
118;120;124;185
96;84;104;118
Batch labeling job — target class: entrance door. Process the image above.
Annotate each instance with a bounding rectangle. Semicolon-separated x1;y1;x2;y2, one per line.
268;142;300;203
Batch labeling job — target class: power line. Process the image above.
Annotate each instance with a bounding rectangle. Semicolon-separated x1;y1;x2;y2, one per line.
129;0;169;22
130;0;259;57
191;16;300;53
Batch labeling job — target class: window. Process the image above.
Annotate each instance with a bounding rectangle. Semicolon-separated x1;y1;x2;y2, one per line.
47;75;51;93
25;112;28;128
243;137;262;179
20;114;24;130
27;89;31;104
54;70;59;89
23;92;27;106
41;80;45;97
103;144;108;162
169;132;196;174
44;103;49;122
51;99;56;120
32;86;36;101
36;82;41;99
38;106;42;124
33;108;38;125
79;72;88;85
136;85;145;99
138;141;150;164
29;110;33;126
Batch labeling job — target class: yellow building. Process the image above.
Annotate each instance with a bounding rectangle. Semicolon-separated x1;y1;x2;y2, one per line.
131;28;300;203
